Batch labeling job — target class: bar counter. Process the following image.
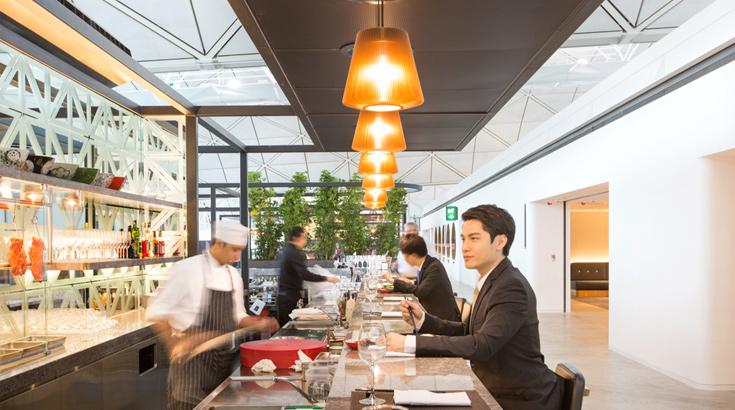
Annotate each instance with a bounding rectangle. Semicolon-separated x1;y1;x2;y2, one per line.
196;294;502;409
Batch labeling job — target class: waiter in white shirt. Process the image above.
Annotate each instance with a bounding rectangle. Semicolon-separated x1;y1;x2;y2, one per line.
392;222;419;279
147;220;278;410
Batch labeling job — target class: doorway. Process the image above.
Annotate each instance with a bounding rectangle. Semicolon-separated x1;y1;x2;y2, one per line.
566;193;609;312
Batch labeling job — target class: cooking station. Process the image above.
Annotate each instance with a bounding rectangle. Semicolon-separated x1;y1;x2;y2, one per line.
194;291;502;409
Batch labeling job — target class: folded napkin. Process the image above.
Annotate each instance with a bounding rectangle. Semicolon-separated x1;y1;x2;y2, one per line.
383;296;405;301
290;350;314;372
251;358;276;374
381;311;403;318
289;308;330;321
393;390;472;407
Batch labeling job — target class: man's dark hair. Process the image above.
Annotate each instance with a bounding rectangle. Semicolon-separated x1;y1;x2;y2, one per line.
461;204;515;256
399;234;428;257
288;226;305;242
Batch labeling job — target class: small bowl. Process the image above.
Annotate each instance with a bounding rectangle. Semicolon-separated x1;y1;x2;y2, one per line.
345;339;358;350
47;163;79;180
71;167;99;184
27;154;55;175
91;172;114;188
0;148;30;169
107;176;127;190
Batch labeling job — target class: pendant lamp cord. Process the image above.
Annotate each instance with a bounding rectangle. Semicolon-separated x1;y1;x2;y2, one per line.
378;0;384;27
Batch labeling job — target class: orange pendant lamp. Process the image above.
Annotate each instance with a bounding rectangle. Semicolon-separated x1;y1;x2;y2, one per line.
342;25;423;112
358;151;398;174
363;189;388;204
365;201;386;209
352;110;406;152
362;174;395;190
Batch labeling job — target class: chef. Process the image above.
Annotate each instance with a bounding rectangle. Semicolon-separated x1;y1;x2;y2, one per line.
147;220;279;410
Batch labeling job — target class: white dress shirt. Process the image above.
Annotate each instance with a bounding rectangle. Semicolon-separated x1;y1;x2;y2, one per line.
404;268;492;353
146;251;249;332
396;251;419;278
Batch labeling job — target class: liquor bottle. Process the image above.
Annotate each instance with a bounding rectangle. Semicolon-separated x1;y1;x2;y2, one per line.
141;223;149;258
152;230;158;257
131;220;140;258
158;228;165;256
126;225;137;258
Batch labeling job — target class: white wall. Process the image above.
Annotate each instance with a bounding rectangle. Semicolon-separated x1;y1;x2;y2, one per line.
420;0;735;389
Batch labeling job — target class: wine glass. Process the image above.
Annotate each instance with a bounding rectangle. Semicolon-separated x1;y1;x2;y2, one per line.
358;322;387;406
365;274;379;303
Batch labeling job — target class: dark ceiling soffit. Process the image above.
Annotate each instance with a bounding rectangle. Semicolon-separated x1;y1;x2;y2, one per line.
199;181;422;193
227;0;325;151
424;38;735;217
454;0;604;150
198;145;319;154
0;20;142;113
196;105;294;116
198;118;246;152
34;0;196;114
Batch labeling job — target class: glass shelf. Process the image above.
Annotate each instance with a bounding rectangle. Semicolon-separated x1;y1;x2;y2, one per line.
0;165;183;211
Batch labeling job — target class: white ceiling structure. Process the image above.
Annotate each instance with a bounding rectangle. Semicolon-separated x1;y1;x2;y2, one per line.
70;0;715;212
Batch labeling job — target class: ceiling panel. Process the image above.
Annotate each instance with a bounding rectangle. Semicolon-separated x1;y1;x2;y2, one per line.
236;0;601;151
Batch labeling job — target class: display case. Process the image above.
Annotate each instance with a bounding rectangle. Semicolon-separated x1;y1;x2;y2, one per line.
0;40;188;371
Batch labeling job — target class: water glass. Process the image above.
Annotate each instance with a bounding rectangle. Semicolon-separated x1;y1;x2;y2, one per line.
358;322;387;406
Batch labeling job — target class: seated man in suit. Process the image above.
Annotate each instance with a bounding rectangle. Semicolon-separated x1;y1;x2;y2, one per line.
386;205;563;410
382;234;460;321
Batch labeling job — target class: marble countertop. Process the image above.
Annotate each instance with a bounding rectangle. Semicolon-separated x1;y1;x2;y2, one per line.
0;309;155;401
326;293;502;409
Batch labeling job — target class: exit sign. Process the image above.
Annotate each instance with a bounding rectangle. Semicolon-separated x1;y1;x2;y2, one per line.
446;206;458;221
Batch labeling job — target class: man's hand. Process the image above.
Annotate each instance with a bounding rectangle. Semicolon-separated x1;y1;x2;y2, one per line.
382;272;395;284
400;299;424;325
240;316;279;334
327;276;340;284
386;332;406;352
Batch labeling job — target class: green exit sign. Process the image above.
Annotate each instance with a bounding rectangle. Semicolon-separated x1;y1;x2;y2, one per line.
446;206;458;221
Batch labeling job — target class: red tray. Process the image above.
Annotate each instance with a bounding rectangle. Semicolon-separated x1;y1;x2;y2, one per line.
240;339;327;369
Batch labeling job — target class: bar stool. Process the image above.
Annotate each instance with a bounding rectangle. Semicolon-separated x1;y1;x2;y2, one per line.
555;362;589;410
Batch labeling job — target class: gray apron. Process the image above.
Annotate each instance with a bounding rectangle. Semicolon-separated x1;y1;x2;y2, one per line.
167;255;238;410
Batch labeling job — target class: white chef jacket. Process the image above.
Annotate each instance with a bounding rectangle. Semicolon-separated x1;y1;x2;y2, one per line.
146;251;249;332
396;251;419;278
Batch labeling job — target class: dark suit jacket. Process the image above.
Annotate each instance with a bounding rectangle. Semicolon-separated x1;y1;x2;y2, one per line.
416;258;563;410
392;255;460;321
277;243;327;298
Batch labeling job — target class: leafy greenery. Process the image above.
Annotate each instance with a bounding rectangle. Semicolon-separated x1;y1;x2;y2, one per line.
248;171;282;260
280;171;311;240
374;187;408;255
312;170;341;259
338;174;371;254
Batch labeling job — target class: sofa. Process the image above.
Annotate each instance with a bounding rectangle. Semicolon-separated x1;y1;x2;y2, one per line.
570;262;609;293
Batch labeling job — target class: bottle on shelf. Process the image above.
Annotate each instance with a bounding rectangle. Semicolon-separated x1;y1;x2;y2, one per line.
131;220;140;258
158;228;165;257
152;229;158;257
141;222;149;258
126;225;137;259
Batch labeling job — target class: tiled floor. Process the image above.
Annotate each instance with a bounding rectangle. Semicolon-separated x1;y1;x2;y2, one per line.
449;280;734;408
539;310;735;409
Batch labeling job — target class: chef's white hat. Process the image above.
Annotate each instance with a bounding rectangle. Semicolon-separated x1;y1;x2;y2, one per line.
213;220;250;247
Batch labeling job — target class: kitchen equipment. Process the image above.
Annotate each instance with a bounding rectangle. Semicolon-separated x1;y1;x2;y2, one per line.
0;349;22;366
71;167;99;184
108;176;127;190
17;335;66;350
240;339;327;369
46;163;79;180
27;154;55;175
0;341;45;357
